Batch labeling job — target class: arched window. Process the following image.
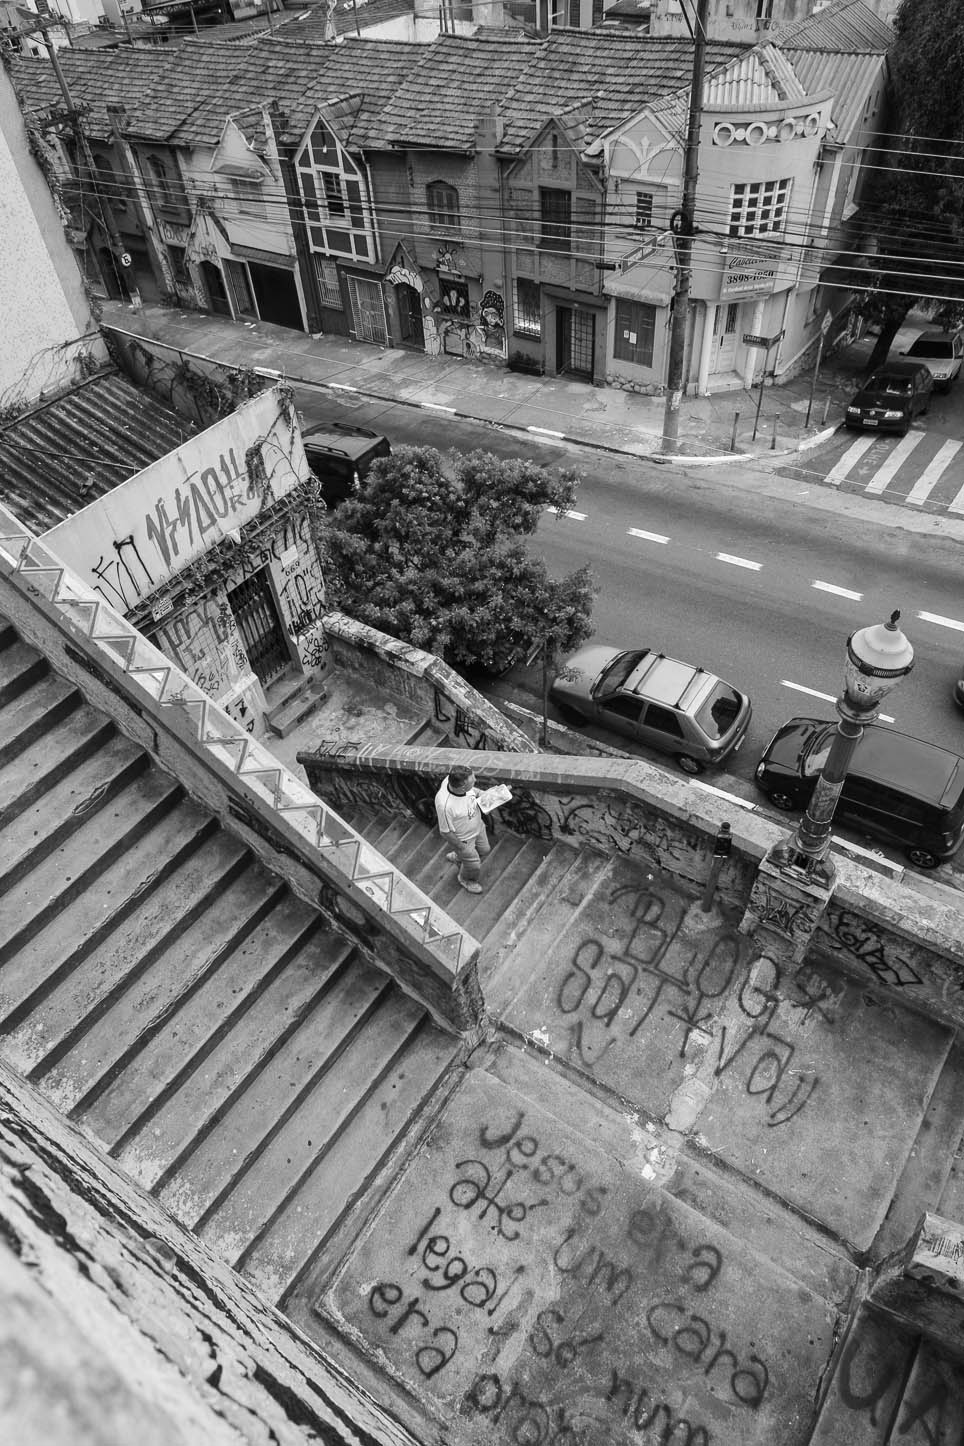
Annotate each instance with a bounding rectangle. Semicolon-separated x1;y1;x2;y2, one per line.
426;181;460;232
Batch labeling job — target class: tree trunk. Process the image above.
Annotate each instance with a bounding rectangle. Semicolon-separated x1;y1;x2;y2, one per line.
863;307;912;374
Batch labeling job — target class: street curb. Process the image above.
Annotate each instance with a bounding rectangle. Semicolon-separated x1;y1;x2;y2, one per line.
108;324;812;469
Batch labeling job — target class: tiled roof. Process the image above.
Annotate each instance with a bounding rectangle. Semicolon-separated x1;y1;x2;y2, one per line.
373;31;746;153
784;47;886;140
0;371;196;534
770;0;894;53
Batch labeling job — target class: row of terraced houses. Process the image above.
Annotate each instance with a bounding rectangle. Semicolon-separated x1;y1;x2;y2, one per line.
10;0;894;395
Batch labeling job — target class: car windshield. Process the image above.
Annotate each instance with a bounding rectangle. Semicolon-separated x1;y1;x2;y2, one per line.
868;374;912;396
907;338;954;358
695;683;742;740
801;724;836;777
596;650;647;698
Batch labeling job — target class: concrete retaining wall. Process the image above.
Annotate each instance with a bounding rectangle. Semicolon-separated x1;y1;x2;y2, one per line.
299;743;964;1033
322;611;537;754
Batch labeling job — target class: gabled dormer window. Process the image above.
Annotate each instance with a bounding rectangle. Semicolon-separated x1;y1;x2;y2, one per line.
426;181;460;232
296;117;377;264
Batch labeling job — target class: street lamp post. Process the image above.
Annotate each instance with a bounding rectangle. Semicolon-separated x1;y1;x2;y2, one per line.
771;609;915;885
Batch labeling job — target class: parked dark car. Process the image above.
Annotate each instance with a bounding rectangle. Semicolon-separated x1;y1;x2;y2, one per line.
550;644;751;773
755;716;964;869
901;330;964;389
302;422;391;506
844;360;933;435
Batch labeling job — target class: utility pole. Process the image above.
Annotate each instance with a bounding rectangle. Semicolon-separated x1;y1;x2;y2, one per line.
660;0;710;456
10;17;132;299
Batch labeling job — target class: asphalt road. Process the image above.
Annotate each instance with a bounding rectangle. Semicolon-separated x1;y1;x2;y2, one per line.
294;383;964;877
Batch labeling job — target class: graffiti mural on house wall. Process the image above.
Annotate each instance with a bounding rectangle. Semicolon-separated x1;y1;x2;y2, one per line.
42;389;309;605
154;595;250;701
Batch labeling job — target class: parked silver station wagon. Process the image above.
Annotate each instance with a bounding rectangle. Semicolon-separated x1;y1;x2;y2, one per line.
550;645;751;774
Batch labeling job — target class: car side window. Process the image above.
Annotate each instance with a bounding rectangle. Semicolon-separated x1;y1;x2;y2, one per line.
642;704;685;738
600;693;644;723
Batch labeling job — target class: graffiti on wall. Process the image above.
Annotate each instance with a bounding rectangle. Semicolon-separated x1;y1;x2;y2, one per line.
154;594;249;701
42;390;309;603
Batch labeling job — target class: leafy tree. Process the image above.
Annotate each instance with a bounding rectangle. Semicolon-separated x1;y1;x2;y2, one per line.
850;0;964;371
323;446;596;677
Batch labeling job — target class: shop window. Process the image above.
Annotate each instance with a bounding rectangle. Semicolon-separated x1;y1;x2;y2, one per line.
540;187;571;251
613;298;656;367
514;278;541;338
315;256;343;309
729;179;791;237
439;278;470;317
426;181;460;232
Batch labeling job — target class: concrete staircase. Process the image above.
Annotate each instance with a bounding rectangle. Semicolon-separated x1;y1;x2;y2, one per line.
0;617;459;1308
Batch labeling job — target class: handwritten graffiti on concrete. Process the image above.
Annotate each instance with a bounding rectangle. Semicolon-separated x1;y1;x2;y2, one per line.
555;884;820;1128
432;689;491;750
154;594;249;700
332;1089;776;1444
828;909;924;991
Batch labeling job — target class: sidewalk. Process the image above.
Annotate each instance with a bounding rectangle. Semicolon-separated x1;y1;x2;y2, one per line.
99;298;888;464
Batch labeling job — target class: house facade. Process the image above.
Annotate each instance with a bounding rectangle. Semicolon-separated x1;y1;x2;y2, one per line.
9;5;891;397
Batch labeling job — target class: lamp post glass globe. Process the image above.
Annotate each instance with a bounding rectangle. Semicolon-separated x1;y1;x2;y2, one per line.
842;608;915;715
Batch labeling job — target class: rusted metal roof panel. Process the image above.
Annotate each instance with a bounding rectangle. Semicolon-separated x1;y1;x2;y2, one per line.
0;371;196;535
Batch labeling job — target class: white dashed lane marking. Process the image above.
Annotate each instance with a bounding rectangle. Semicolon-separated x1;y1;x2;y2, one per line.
628;528;670;544
812;581;863;601
716;553;762;571
782;679;895;724
917;610;964;632
545;506;587;520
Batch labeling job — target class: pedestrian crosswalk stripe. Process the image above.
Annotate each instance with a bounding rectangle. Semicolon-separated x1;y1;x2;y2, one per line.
904;439;963;504
863;431;924;494
825;435;876;485
946;479;964;514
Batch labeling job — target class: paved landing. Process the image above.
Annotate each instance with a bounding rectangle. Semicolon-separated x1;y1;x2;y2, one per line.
496;861;951;1253
319;1068;838;1446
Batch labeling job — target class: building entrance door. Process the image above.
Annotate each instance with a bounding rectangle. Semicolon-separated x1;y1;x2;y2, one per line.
227;571;290;687
247;263;304;331
556;307;595;379
200;261;232;317
397;284;425;349
711;302;739;373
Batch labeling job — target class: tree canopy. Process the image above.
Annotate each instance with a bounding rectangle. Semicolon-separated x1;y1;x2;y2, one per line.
852;0;964;369
323;446;596;676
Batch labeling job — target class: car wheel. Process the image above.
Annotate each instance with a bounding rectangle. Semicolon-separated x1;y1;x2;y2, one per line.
556;703;587;727
906;846;940;870
676;754;704;775
767;790;798;812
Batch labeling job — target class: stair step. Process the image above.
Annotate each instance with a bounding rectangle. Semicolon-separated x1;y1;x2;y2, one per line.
403;718;450;747
37;863;287;1118
0;733;149;895
242;1017;457;1307
0;639;47;707
115;941;362;1193
0;799;222;1033
487;847;618;1017
0;705;116;830
266;677;328;738
0;670;79;770
872;1038;964;1261
452;834;555;940
155;963;395;1231
0;617;17;651
196;989;429;1266
0;765;184;969
88;910;338;1155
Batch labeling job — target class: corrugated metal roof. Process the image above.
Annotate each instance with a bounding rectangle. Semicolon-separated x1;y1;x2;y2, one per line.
785;48;886;139
0;371;197;535
770;0;894;53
